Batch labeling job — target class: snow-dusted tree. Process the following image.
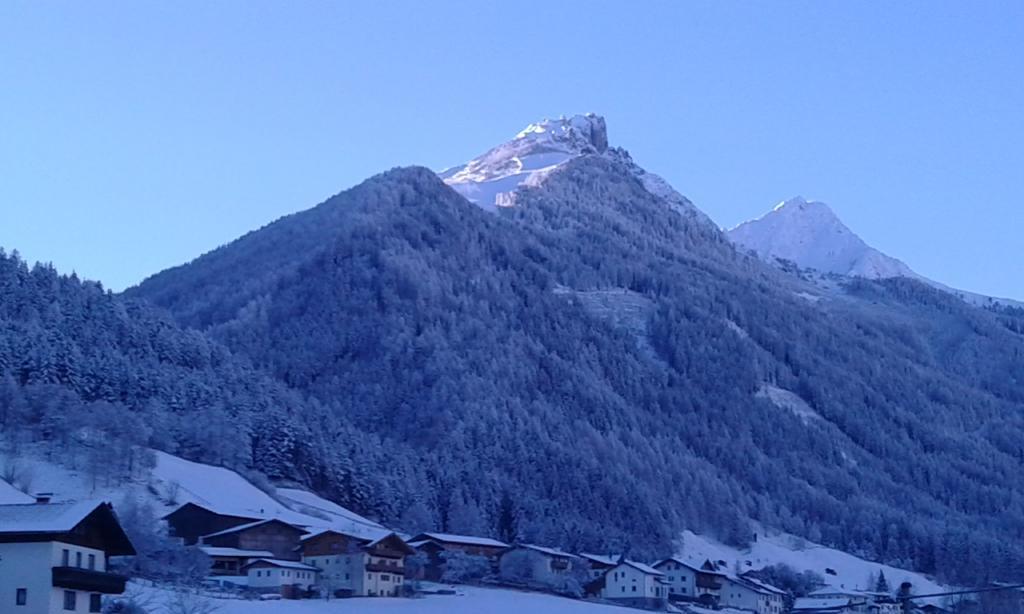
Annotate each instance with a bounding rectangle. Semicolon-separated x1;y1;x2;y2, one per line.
441;551;492;584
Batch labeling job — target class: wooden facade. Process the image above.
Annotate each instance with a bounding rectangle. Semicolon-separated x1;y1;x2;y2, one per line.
201;519;307;561
162;502;260;546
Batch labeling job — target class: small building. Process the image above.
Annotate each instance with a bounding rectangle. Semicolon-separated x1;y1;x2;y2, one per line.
162;502;261;546
599;559;669;610
406;532;509;582
242;558;320;599
498;544;580;589
578;553;619;580
200;518;307;561
652;557;727;605
301;529;414;597
199;546;273;577
721;574;787;614
0;500;135;614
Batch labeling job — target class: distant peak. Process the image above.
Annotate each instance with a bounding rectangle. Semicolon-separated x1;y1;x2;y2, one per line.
514;113;608;154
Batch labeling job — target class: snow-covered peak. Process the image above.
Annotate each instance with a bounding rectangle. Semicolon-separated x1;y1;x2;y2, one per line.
439;113;717;230
440;113;608;209
728;197;916;280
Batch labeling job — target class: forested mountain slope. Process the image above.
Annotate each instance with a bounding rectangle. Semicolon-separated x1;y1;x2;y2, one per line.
0;251;430;519
127;127;1024;587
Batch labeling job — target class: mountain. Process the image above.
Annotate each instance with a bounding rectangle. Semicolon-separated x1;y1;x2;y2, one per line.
728;196;1022;308
123;116;1024;586
440;113;716;227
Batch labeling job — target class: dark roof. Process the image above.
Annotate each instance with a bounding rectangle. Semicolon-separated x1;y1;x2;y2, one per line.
161;501;260;522
201;518;306;540
0;501;135;556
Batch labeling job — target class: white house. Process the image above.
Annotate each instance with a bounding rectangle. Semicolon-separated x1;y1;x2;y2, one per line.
0;500;135;614
652;557;727;604
498;544;580;589
199;546;273;579
720;574;787;614
242;558;319;598
300;530;414;597
598;559;669;610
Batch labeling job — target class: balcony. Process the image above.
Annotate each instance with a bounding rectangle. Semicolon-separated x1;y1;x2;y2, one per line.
366;562;405;574
695;575;723;591
52;567;128;594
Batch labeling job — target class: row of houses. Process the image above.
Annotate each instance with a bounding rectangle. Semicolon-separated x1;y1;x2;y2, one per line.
162;500;789;610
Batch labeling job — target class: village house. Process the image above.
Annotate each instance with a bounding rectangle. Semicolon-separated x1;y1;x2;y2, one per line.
498;544;580;588
720;574;787;614
593;559;669;610
162;502;262;546
300;529;414;597
405;532;509;582
199;546;273;578
199;518;307;561
0;500;135;614
652;557;727;605
242;558;320;599
578;553;618;580
799;586;902;613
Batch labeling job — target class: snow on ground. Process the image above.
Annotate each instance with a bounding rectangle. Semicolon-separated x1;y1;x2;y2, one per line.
676;529;947;597
135;584;627;614
0;447;382;537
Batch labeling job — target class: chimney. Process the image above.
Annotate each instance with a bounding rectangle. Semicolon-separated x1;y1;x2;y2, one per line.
34;492;53;504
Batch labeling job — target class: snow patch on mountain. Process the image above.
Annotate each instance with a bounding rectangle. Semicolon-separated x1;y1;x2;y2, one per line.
440;114;716;226
728;197;916;280
440;114;608;210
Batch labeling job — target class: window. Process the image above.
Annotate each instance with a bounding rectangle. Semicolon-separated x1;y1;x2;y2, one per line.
62;549;70;566
90;594;102;613
632;586;637;592
76;552;82;568
63;590;76;611
16;588;27;606
382;574;390;582
88;554;96;570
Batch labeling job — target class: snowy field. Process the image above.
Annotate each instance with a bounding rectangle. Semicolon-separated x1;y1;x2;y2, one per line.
676;529;947;596
137;584;628;614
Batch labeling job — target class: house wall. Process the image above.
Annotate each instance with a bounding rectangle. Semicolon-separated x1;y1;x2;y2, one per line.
655;560;696;599
205;524;304;561
246;565;317;593
721;581;784;614
303;551;405;597
602;563;667;609
0;541;111;614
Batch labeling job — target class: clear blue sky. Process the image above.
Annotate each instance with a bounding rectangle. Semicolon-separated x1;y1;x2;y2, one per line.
1;1;1021;298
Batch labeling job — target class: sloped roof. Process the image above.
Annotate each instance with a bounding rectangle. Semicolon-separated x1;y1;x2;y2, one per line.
201;518;305;541
653;556;726;575
516;544;579;559
617;560;664;576
409;532;508;549
299;528;369;543
242;558;319;572
0;500;135;556
200;547;274;558
579;553;619;566
736;574;787;595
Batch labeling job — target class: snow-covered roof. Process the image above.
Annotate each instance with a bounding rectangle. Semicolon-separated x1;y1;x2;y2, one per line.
615;560;664;576
808;586;869;598
736;575;787;595
200;547;274;558
515;544;578;559
242;558;319;572
578;553;619;566
0;500;107;534
653;556;726;576
792;597;853;611
412;532;509;549
201;518;304;541
0;479;33;504
299;528;367;543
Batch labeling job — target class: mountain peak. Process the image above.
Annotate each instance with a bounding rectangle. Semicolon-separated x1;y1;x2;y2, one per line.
439;113;609;209
514;113;609;154
728;197;916;280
